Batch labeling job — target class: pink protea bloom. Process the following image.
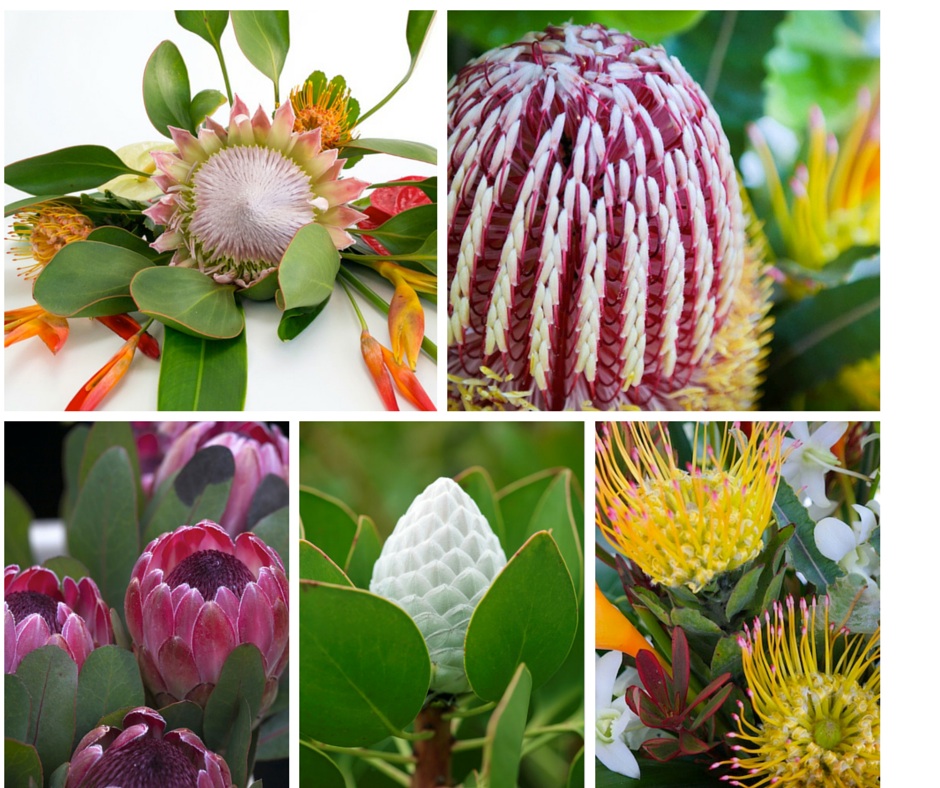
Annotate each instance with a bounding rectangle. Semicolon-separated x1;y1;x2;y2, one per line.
447;24;771;410
4;564;114;673
65;706;233;788
144;95;368;289
135;422;289;535
125;521;288;713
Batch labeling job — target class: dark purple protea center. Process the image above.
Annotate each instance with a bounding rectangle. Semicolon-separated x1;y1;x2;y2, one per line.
6;590;60;632
78;736;199;788
165;549;255;600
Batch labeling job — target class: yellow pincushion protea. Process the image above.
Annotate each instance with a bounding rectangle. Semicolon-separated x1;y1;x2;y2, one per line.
596;422;783;592
719;596;880;787
7;202;94;278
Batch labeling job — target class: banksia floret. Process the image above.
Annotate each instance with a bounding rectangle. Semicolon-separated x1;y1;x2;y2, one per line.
448;24;770;410
370;478;507;693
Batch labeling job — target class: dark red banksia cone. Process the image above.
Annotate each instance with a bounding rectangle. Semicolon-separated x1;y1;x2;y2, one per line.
447;24;771;410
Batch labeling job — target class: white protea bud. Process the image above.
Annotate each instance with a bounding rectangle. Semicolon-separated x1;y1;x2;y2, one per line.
370;478;507;693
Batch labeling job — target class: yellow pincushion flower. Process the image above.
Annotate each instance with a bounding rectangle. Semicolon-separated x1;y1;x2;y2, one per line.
596;422;783;592
720;596;880;787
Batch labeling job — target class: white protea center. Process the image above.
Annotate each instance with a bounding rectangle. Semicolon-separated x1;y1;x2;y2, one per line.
145;95;367;289
370;478;507;693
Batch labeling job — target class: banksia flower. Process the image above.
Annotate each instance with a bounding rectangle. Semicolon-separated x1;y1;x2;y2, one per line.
65;706;233;788
125;522;288;712
144;95;368;289
7;201;94;278
448;24;770;410
4;565;114;673
370;478;507;693
718;596;880;787
596;422;784;592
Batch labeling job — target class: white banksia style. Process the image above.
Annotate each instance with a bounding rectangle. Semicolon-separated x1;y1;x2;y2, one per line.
369;478;507;693
447;24;771;411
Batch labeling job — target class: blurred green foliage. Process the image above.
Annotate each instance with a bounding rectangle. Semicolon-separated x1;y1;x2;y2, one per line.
299;422;583;537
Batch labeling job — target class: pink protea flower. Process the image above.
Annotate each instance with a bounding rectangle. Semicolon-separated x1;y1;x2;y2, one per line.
65;706;233;788
447;24;771;410
4;565;114;673
125;521;288;712
135;422;289;535
144;95;368;289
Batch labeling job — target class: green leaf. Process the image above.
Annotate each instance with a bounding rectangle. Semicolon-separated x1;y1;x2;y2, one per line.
278;223;340;312
131;266;244;339
239;272;280;302
41;556;91;584
255;708;289;761
456;467;506;547
299;540;353;586
481;663;532;788
190;88;227;128
33;241;153;318
725;565;764;619
157;326;248;411
340;138;437;165
5;194;72;216
710;634;744;679
230;11;289;101
67;447;140;612
277;298;331;342
86;226;160;259
74;646;145;750
6;673;32;741
5;740;42;788
159;700;205;739
251;505;289;572
351;203;436;257
5;146;147;196
773;479;840;588
300;744;347;788
497;471;557;555
77;421;141;492
5;484;34;567
204;644;266;753
828;573;880;634
61;424;90;523
465;532;578;701
16;646;78;779
143;40;194;137
765;275;879;406
299;488;358;567
670;606;724;637
343;516;382;589
567;747;585;788
528;471;584;598
406;10;436;61
175;11;229;46
299;581;430;746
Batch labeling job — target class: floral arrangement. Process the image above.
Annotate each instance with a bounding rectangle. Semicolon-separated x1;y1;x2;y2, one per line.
595;421;880;785
298;421;585;787
5;10;437;411
446;11;879;411
4;421;289;786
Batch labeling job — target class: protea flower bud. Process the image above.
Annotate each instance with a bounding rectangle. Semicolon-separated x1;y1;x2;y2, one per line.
4;565;114;673
125;521;288;712
65;706;233;788
448;24;771;410
370;478;507;693
134;422;289;535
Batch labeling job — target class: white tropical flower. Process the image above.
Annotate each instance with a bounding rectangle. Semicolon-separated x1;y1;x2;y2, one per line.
595;651;655;778
815;502;880;586
781;422;848;513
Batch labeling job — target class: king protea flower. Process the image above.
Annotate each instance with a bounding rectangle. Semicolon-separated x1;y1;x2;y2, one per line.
4;565;114;673
125;521;288;712
448;24;771;410
144;95;368;289
65;706;233;788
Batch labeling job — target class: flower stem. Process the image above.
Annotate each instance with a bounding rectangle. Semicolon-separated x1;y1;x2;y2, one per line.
212;43;234;106
339;278;369;332
302;739;416;765
412;702;453;788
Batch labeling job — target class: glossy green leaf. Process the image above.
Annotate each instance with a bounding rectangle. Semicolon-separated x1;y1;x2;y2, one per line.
190;89;227;128
465;531;578;701
300;744;346;788
277;298;331;342
774;479;840;588
766;275;879;406
159;700;205;739
78;421;141;492
231;11;289;99
6;673;31;741
670;606;724;637
497;471;556;555
350;203;435;256
277;223;340;312
131;266;244;339
299;540;353;586
86;226;159;258
5;484;33;568
528;470;584;597
5;146;146;196
175;11;229;46
143;40;194;137
33;241;153;318
240;272;280;302
725;565;764;620
340;138;436;165
567;747;585;788
299;581;430;746
157;326;248;411
67;447;140;612
251;505;289;572
596;753;717;786
5;740;42;788
343;516;382;589
406;10;436;61
5;194;71;215
74;646;145;749
710;634;744;679
204;644;266;752
456;467;506;547
16;646;78;779
299;488;358;567
142;445;234;541
255;708;289;761
481;663;532;788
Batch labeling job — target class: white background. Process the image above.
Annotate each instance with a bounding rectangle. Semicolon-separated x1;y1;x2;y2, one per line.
4;8;442;411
